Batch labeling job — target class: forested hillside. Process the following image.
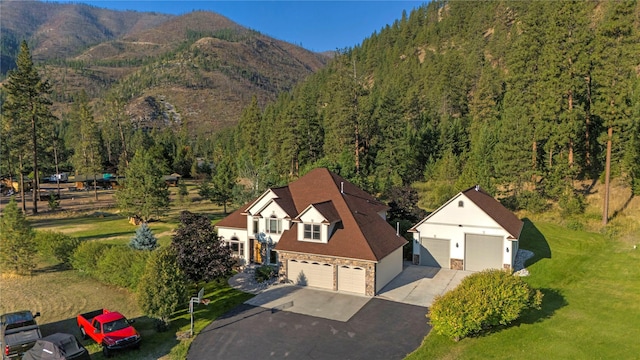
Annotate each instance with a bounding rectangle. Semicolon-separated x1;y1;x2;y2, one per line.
220;0;639;216
0;1;328;134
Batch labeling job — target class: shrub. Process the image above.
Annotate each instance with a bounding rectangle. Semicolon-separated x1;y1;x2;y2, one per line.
96;245;150;289
428;269;543;341
559;190;585;216
35;230;81;266
129;223;159;251
71;241;110;275
517;190;548;213
255;265;277;283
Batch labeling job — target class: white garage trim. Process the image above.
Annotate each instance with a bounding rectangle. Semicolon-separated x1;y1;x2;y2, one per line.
288;259;333;290
337;265;366;294
420;238;450;268
465;234;503;271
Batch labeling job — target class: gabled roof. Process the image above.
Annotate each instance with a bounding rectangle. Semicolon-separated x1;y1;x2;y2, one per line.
409;185;523;239
275;168;405;261
461;186;523;238
215;199;254;229
294;201;341;224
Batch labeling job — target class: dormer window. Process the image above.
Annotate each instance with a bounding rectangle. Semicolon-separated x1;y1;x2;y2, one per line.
266;216;282;234
304;223;321;240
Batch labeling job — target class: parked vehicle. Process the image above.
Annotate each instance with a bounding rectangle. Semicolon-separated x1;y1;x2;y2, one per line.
1;311;42;359
48;174;68;183
21;333;90;360
76;310;140;358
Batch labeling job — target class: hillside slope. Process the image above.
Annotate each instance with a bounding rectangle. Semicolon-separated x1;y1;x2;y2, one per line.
1;1;329;134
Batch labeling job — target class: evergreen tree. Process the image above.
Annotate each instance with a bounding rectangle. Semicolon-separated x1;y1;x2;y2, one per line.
137;246;188;329
2;41;56;214
171;211;234;283
592;1;638;225
130;223;159;251
0;197;36;274
210;157;237;214
68;91;102;200
115;149;170;222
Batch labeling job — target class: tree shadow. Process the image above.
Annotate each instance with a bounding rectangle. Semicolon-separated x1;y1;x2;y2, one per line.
611;193;635;220
296;272;308;286
519;218;551;266
33;263;71;274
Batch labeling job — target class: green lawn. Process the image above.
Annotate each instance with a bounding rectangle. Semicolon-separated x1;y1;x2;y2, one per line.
406;220;640;359
13;204;252;360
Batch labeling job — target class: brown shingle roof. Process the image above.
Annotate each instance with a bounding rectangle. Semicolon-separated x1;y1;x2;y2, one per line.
275;168;406;261
462;186;523;238
215;200;253;229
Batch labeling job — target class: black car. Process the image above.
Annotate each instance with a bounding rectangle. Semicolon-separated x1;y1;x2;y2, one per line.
21;333;90;360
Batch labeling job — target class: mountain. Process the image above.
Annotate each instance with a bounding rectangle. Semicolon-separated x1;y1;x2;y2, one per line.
0;1;329;133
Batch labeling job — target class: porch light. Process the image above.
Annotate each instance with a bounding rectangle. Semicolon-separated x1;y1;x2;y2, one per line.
455;243;459;248
506;247;509;253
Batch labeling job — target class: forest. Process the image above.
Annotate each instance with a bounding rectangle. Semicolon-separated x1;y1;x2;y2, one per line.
1;0;639;221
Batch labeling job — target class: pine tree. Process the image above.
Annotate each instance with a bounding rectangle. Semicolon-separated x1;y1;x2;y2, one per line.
0;197;37;274
115;149;170;222
2;41;56;214
130;223;159;251
69;91;102;200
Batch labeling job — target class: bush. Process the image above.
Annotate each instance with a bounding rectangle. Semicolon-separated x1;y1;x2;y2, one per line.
71;241;111;275
428;269;543;341
517;191;548;213
96;245;150;289
559;190;585;216
255;265;277;283
35;230;81;266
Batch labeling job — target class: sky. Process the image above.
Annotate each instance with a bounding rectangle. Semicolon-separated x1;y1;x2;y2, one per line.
49;1;426;52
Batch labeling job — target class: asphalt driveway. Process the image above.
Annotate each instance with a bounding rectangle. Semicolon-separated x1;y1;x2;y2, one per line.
187;297;430;360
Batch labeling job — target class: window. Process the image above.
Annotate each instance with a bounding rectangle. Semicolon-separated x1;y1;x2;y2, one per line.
458;200;464;207
303;224;321;240
227;237;244;257
269;250;278;265
266;217;282;234
252;219;259;234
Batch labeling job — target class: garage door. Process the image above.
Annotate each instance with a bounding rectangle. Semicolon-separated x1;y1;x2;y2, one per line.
337;266;366;294
465;234;503;271
420;238;450;268
288;260;333;290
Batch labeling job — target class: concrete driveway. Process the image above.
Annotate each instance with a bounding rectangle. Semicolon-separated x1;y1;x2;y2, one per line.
377;264;472;307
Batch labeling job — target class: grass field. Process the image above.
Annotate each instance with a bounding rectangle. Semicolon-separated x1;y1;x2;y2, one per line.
0;188;252;360
406;219;640;359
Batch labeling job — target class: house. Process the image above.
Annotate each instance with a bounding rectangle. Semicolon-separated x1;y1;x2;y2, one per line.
215;168;407;296
408;185;523;272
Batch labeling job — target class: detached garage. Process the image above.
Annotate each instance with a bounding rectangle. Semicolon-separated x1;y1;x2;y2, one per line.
409;185;523;272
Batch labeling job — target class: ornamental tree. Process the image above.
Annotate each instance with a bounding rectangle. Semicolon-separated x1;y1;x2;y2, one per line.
171;211;234;283
129;223;159;251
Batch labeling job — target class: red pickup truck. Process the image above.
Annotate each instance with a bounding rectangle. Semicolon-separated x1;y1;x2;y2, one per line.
76;309;141;358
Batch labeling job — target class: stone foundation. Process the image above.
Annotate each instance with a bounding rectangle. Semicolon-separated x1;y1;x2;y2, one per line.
450;258;463;270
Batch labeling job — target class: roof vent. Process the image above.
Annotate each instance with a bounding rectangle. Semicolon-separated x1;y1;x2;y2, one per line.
475;184;480;191
341;181;344;194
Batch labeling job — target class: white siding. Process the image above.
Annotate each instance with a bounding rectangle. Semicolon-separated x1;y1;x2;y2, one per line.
412;193;514;269
297;207;329;243
375;247;403;293
217;227;249;263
